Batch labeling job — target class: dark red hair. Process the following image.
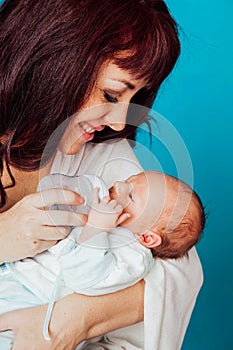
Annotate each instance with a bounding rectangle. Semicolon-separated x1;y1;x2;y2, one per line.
0;0;180;207
151;189;206;260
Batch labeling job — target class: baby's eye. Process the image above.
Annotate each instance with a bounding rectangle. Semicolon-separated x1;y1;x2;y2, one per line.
129;193;133;200
104;91;118;104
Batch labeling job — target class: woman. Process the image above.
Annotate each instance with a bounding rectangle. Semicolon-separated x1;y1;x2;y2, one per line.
0;1;203;349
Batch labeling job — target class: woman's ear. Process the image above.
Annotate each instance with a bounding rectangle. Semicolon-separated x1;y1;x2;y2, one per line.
138;230;162;249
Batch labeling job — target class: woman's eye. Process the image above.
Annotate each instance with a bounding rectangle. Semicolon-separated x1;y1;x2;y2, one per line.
129;193;133;200
104;91;118;104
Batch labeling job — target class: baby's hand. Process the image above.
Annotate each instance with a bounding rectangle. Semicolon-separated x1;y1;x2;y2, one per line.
78;188;131;243
87;188;123;231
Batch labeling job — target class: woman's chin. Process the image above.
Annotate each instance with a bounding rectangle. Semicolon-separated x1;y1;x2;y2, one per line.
58;131;95;155
58;140;84;155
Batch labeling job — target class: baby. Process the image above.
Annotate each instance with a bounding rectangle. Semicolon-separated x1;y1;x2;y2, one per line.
41;170;204;259
0;171;205;348
107;170;205;259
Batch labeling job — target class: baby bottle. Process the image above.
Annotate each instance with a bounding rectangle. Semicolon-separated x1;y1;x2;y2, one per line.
38;173;109;214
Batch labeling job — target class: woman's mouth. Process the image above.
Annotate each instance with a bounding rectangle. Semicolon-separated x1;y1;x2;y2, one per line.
80;122;96;133
79;122;104;140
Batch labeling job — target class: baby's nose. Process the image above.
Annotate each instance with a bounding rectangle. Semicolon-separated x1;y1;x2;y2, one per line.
113;181;129;203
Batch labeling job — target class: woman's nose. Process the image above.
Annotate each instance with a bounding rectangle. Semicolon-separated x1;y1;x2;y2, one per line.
104;103;129;131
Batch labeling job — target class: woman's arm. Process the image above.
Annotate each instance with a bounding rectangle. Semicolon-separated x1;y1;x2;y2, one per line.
0;281;145;350
75;280;144;340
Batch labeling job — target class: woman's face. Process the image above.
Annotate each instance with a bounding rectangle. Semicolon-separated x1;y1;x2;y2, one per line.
59;61;146;154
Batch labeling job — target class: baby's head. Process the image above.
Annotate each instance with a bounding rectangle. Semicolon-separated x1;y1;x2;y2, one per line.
110;171;205;259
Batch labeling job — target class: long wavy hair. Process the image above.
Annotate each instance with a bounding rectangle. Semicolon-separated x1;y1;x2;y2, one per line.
0;0;180;207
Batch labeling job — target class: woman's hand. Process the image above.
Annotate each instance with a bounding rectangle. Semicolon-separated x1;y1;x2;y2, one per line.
0;282;145;350
0;189;87;263
0;293;92;350
0;300;84;350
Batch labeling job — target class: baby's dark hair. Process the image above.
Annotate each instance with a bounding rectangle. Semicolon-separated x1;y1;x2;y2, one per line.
151;178;206;260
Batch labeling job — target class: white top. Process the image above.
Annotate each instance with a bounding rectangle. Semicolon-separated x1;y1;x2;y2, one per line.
48;140;203;350
15;139;203;350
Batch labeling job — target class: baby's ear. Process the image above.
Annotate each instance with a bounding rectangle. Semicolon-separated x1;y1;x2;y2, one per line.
138;230;162;249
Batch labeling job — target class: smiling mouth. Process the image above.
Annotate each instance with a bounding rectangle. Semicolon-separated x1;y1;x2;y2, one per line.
80;122;104;134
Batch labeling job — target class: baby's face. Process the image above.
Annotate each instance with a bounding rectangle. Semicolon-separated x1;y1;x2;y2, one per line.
109;171;167;234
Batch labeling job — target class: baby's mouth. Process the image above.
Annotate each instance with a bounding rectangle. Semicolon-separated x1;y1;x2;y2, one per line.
108;186;116;200
109;187;128;208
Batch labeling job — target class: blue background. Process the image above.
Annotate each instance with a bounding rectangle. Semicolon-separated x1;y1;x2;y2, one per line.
136;1;233;349
1;0;232;349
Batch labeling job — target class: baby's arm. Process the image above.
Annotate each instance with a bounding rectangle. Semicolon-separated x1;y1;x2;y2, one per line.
58;188;153;295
